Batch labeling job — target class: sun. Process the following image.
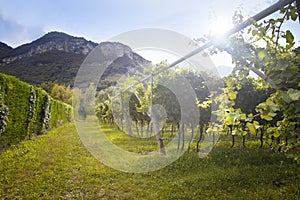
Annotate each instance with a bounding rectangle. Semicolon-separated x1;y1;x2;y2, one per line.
209;18;233;37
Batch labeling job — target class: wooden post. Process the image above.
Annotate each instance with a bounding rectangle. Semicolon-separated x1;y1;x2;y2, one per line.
150;75;165;155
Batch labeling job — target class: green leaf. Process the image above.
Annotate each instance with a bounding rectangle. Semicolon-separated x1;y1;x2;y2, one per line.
279;92;292;104
252;30;258;36
258;49;267;61
261;114;273;121
253;121;261;129
273;130;281;138
246;122;256;134
270;105;279;112
212;126;218;132
265;99;274;105
232;130;238;136
241;131;248;136
287;89;300;101
228;92;237;100
225;113;235;125
268;112;277;117
226;81;232;87
256;103;267;111
286;30;294;45
240;113;246;120
291;7;298;21
228;107;235;112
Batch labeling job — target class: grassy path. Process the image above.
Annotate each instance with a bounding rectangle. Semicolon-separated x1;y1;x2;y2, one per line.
0;124;300;199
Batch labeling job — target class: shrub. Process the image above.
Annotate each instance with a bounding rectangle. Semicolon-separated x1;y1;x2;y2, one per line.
0;73;72;149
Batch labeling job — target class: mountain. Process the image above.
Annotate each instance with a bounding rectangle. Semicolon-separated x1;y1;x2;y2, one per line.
0;42;13;59
0;32;150;88
1;32;97;64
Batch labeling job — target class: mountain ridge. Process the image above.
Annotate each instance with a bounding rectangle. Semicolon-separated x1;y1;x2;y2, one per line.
1;31;98;64
0;31;150;88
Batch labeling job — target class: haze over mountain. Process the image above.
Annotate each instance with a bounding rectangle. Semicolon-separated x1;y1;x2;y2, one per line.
0;32;150;89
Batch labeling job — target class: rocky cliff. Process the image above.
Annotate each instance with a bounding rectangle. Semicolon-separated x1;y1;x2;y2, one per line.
0;32;150;88
1;32;97;64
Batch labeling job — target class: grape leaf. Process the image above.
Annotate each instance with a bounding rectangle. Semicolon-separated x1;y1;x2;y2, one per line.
246;122;256;134
286;30;294;44
287;89;300;101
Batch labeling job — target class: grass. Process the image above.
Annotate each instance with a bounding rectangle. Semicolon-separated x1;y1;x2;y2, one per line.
0;123;300;199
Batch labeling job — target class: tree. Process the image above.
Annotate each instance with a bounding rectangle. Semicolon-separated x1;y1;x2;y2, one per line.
50;83;72;105
39;81;55;94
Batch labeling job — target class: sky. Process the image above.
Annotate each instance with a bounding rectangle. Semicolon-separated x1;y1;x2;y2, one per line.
0;0;299;75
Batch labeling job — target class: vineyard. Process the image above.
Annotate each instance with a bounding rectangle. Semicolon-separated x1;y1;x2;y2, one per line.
91;3;300;163
0;1;299;199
